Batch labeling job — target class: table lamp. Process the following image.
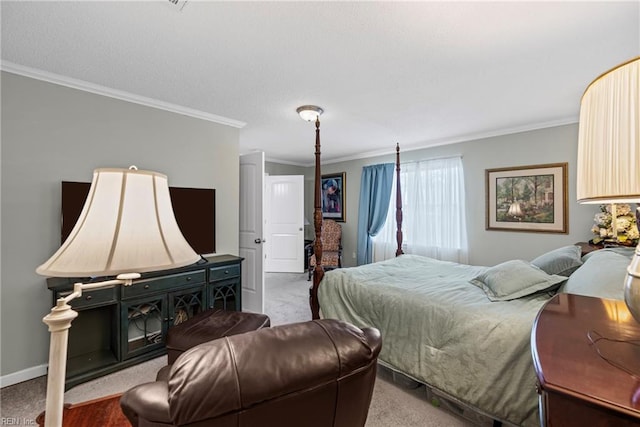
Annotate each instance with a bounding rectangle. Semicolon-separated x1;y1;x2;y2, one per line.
36;166;200;427
576;57;640;321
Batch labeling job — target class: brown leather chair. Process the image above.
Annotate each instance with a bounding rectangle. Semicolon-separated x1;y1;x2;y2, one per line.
120;319;382;427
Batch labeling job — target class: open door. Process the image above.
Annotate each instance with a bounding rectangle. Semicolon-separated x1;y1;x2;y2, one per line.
265;175;305;272
239;152;265;313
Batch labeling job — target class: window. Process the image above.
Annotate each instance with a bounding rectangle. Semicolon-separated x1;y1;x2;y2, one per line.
373;156;468;263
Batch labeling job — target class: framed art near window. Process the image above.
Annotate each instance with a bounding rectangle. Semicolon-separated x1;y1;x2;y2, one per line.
486;163;568;233
321;172;346;222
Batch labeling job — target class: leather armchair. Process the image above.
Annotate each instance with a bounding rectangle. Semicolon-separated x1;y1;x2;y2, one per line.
120;319;382;427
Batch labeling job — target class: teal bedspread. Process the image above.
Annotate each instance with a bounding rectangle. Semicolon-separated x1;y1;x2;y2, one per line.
318;254;551;427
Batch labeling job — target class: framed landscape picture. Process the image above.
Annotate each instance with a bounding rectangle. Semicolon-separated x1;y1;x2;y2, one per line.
321;172;346;222
486;163;568;233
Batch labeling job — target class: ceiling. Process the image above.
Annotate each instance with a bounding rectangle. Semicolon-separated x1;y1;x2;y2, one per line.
2;1;639;166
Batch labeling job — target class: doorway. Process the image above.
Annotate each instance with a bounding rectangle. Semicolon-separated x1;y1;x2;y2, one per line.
264;175;305;273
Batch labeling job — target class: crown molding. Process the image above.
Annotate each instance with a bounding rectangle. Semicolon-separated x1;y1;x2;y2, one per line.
1;61;246;129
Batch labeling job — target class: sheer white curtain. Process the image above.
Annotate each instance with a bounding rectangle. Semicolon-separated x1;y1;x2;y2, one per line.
373;156;468;264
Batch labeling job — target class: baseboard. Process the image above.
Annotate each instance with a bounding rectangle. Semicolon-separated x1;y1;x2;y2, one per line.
0;364;47;388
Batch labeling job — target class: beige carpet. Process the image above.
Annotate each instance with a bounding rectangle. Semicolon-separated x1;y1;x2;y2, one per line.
0;272;477;426
0;358;474;426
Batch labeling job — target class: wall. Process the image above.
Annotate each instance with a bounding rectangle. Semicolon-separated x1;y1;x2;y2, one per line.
265;161;306;176
0;72;240;383
290;124;600;268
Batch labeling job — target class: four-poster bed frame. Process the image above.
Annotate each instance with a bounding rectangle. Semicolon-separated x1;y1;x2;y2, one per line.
308;118;404;319
310;120;628;427
306;131;634;426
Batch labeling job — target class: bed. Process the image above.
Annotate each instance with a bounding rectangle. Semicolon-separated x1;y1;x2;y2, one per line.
318;248;634;426
305;124;636;426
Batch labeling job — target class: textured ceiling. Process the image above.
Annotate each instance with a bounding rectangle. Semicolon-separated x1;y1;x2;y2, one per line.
2;1;639;165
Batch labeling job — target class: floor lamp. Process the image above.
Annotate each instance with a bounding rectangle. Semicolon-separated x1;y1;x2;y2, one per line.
37;166;200;427
576;57;640;321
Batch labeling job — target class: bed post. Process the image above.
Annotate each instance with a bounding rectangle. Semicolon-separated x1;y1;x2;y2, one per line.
310;117;324;320
395;143;404;256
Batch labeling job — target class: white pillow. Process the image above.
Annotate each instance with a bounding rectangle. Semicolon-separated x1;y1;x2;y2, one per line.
470;260;567;302
530;245;582;277
560;249;630;300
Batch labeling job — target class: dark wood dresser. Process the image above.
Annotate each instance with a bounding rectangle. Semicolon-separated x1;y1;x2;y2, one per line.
47;254;243;389
532;293;640;426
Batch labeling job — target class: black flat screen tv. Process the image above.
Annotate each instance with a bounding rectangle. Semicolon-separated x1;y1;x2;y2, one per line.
61;181;216;255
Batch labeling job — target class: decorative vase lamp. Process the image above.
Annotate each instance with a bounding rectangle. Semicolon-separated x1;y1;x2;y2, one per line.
590;203;639;245
576;57;640;321
36;166;200;427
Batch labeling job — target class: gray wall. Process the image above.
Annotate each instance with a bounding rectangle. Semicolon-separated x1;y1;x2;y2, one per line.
265;161;306;176
1;71;601;384
279;124;599;268
1;72;240;381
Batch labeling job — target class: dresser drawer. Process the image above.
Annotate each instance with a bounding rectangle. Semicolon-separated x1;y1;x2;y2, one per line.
122;270;206;299
209;264;240;281
61;287;117;310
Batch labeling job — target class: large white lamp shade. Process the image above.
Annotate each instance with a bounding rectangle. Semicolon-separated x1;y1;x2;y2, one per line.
576;58;640;204
576;57;640;323
37;167;200;277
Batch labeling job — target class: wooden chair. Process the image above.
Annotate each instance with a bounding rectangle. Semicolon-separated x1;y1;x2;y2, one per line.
308;219;343;281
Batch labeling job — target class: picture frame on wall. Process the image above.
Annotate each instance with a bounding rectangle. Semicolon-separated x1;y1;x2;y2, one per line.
486;163;568;233
321;172;346;222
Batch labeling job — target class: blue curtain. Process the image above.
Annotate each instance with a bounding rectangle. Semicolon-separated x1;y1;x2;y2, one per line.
357;163;394;265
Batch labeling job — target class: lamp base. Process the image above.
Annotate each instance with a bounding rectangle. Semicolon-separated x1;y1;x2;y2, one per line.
42;275;138;427
42;300;79;427
624;245;640;323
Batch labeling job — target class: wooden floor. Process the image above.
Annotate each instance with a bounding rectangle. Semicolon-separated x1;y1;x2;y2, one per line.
36;394;130;427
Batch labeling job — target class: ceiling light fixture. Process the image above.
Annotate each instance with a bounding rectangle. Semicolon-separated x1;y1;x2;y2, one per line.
296;105;324;122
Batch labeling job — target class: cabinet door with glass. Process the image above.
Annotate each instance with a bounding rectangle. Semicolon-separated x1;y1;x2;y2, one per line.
168;285;206;327
208;263;242;311
121;294;167;360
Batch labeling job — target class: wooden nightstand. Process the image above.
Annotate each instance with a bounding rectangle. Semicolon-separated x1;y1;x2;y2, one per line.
575;241;603;257
532;293;640;426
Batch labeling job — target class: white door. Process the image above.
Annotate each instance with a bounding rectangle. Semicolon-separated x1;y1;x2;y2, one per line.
239;152;265;313
265;175;304;273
